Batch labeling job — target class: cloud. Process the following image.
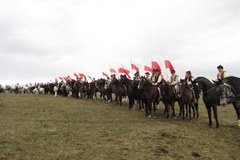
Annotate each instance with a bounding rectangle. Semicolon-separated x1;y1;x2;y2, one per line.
0;0;240;85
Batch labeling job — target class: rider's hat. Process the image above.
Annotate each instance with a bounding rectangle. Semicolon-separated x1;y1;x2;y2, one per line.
217;65;223;69
134;71;139;76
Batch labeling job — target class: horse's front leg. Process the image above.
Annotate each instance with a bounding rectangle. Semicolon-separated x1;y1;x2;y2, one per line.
188;104;192;121
153;102;157;118
171;102;176;118
206;106;212;127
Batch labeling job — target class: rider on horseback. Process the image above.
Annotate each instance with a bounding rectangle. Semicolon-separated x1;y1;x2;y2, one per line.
150;68;163;101
133;71;141;81
185;70;197;103
217;65;229;80
145;72;150;80
168;69;180;98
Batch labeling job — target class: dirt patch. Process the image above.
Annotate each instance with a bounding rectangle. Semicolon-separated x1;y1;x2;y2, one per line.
154;147;169;156
160;132;177;139
191;151;201;157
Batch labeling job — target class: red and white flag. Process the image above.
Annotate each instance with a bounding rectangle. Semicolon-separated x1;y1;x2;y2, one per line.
165;58;174;72
110;68;117;73
131;63;139;72
144;65;153;73
79;73;86;78
74;73;79;79
152;61;161;73
67;75;72;81
102;72;109;78
118;67;131;78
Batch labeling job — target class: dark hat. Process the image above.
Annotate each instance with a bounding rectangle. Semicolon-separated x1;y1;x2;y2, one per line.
171;69;176;73
217;65;223;69
145;72;150;75
186;70;191;75
134;71;139;76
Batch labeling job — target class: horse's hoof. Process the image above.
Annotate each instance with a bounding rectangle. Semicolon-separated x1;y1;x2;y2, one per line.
148;115;152;118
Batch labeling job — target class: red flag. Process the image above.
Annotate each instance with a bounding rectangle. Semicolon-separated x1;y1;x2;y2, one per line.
144;65;153;73
102;72;109;78
118;67;130;74
63;77;68;81
118;67;131;78
152;61;161;73
74;73;79;79
165;59;174;72
67;75;72;81
110;68;117;73
131;63;139;72
79;73;86;78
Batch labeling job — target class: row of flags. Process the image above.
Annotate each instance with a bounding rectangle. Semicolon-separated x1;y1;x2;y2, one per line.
57;58;175;82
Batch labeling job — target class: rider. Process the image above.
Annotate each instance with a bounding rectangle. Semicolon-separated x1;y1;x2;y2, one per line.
168;69;180;97
133;71;141;81
145;72;150;80
217;65;229;81
185;70;197;103
150;68;163;101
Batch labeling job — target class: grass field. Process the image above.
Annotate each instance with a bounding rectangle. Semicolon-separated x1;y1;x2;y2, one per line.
0;94;239;160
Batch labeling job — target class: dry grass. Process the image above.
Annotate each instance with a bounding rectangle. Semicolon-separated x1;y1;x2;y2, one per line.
0;94;239;160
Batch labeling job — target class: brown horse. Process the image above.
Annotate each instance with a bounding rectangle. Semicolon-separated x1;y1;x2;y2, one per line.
178;79;195;120
138;77;159;118
109;78;126;106
159;80;177;118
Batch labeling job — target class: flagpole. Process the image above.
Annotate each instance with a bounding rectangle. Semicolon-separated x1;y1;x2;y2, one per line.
130;59;133;79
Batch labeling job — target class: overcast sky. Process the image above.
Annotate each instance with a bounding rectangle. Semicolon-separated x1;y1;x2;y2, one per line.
0;0;239;85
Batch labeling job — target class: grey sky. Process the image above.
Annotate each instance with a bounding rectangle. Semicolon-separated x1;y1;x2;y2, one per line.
0;0;240;85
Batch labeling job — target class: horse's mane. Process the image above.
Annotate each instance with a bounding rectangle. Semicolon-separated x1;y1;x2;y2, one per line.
195;76;214;90
223;76;240;93
195;76;213;84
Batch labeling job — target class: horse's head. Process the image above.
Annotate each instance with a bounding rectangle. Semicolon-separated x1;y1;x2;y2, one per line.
138;77;149;90
216;82;235;106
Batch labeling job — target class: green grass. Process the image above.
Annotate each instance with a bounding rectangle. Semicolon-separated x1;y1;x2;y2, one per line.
0;94;239;160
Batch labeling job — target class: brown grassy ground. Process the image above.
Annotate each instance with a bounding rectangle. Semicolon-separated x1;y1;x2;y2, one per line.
0;94;239;160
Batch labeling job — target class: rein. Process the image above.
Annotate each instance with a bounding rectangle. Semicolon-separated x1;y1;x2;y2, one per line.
202;86;216;95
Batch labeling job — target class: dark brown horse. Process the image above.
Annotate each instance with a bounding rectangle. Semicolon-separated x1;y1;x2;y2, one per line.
178;79;195;120
159;80;177;118
138;77;159;118
109;78;126;106
96;78;111;101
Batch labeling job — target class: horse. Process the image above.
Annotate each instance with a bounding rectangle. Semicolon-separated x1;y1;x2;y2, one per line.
73;80;81;98
215;76;240;127
138;77;159;118
132;79;146;111
159;80;177;118
109;78;126;106
87;82;98;99
194;77;222;127
96;78;110;101
178;79;195;120
119;75;135;109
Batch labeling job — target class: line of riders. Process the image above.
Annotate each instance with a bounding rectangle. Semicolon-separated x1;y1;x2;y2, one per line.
0;65;230;118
